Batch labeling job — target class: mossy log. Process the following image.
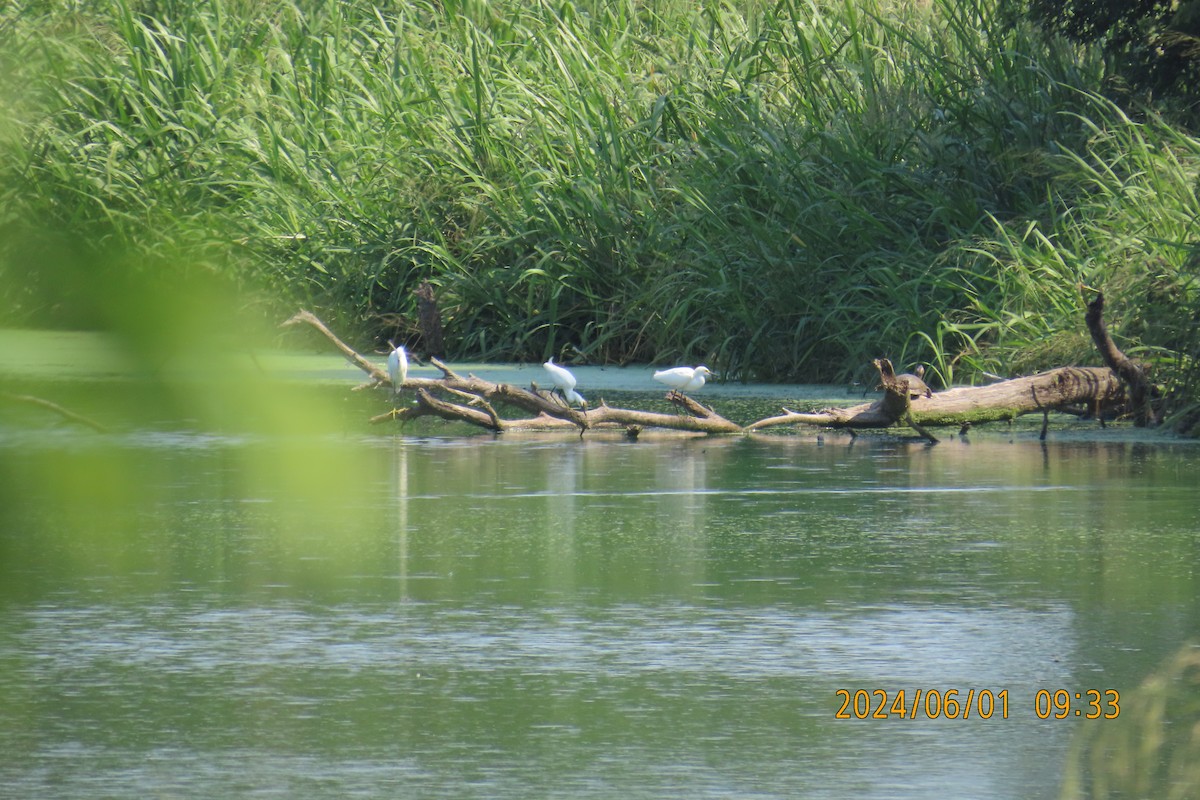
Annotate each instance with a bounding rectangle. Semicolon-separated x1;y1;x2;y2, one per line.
747;364;1124;442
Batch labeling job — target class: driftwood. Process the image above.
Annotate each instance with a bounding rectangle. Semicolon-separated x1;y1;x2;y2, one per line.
282;310;739;435
283;291;1145;439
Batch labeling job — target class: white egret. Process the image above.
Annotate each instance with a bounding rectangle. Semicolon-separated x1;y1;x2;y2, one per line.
653;365;714;393
543;357;586;408
387;344;408;393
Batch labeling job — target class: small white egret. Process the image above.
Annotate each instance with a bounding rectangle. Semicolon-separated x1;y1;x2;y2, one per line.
387;344;408;393
543;357;586;408
653;365;714;394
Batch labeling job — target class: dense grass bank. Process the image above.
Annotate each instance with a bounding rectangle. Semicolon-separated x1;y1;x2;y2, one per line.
1;0;1197;425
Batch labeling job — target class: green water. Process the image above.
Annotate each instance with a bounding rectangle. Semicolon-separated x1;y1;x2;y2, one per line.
2;373;1199;798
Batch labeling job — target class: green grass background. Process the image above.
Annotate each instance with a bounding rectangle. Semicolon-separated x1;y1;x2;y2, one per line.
1;0;1197;425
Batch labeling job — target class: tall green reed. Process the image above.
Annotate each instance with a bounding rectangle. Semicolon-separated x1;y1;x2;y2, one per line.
3;0;1198;418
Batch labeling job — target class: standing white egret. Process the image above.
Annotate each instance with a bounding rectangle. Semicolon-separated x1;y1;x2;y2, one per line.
653;365;714;393
543;358;586;408
387;344;408;393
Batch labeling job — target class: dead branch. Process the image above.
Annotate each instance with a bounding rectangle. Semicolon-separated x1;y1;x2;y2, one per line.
286;298;1139;438
0;392;109;432
282;309;389;385
1085;291;1156;426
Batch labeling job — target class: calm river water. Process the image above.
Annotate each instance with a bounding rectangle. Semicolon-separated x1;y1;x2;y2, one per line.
2;373;1199;799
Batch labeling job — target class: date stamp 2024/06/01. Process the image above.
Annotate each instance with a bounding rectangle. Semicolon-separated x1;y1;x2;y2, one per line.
834;689;1120;721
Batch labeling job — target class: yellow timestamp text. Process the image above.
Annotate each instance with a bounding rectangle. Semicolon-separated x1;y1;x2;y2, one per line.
1034;689;1120;719
835;688;1009;720
834;688;1121;720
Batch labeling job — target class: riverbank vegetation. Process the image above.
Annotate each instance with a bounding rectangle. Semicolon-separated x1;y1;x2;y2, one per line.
1;0;1198;430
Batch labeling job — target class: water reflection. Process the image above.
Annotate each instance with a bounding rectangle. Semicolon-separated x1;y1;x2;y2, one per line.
390;438;410;602
1;430;1198;799
3;598;1075;799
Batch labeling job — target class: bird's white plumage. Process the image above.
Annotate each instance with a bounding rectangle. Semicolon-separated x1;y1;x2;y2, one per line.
387;344;408;391
543;358;586;407
653;365;713;393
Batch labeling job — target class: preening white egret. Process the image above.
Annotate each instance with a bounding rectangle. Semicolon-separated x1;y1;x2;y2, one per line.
387;344;408;392
653;365;714;393
543;358;586;408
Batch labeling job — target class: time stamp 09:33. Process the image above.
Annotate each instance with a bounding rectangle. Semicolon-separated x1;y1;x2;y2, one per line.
834;689;1121;721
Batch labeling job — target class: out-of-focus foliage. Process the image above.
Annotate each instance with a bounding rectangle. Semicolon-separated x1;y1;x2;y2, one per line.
1062;644;1200;799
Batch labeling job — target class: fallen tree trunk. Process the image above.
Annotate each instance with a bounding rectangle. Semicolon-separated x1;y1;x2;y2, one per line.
283;292;1141;439
747;365;1124;440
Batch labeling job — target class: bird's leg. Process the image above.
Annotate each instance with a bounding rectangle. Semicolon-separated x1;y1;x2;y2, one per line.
665;390;689;414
